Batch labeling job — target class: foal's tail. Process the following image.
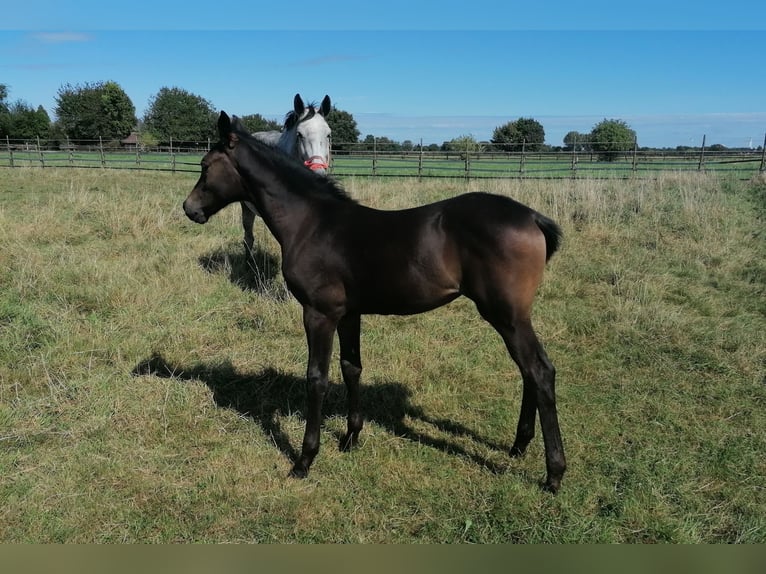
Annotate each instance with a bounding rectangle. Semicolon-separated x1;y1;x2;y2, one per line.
534;212;563;262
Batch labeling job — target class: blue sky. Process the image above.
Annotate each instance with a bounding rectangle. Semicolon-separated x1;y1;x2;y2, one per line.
2;1;765;147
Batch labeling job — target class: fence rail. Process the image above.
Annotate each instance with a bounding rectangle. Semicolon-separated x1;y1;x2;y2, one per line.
2;135;765;179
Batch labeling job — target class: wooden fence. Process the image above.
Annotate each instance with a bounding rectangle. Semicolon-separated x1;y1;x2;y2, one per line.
2;135;765;179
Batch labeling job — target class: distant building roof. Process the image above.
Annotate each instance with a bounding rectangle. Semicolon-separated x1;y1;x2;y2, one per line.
121;132;139;145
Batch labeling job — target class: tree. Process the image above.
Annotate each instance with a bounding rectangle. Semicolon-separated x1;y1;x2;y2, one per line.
55;81;136;140
492;117;545;151
239;113;281;133
443;135;482;153
6;102;50;139
589;118;637;161
143;87;217;142
563;131;589;152
326;106;359;150
360;134;399;152
0;84;11;137
0;85;52;139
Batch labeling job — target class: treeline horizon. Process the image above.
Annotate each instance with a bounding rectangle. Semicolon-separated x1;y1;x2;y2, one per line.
1;81;762;153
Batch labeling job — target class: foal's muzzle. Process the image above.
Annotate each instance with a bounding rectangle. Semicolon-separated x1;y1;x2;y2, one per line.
183;200;208;224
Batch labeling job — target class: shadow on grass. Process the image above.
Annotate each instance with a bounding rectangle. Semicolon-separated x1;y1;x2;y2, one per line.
132;353;512;475
198;242;287;298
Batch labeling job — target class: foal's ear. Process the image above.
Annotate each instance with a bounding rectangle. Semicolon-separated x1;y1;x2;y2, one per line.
218;111;231;140
320;94;331;116
218;111;239;148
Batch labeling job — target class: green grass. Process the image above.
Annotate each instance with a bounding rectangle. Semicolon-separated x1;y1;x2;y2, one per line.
3;147;763;179
0;168;764;542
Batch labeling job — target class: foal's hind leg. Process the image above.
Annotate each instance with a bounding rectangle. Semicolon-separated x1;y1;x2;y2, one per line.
337;314;364;451
510;377;538;458
241;202;256;258
495;318;566;493
476;290;566;492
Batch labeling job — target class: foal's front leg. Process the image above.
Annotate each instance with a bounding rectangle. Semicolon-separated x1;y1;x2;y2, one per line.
241;202;256;258
289;306;337;479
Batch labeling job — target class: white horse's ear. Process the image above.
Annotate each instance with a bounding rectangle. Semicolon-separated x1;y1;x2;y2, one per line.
230;115;247;132
320;95;331;116
293;93;305;115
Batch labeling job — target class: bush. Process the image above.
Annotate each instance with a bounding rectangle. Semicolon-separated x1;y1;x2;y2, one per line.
589;118;636;161
492;118;545;151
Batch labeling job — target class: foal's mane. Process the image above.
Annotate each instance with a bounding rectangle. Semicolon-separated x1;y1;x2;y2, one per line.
231;118;355;205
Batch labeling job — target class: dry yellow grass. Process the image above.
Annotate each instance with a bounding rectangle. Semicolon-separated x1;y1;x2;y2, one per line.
0;167;764;542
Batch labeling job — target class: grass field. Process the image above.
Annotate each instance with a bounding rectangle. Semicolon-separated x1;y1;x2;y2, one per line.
0;167;764;542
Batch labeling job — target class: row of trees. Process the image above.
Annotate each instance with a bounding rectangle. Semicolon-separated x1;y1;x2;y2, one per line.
0;80;651;160
0;85;51;140
1;81;362;148
439;117;637;161
355;118;636;161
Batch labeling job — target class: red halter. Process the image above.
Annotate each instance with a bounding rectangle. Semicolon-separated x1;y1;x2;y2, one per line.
304;155;329;171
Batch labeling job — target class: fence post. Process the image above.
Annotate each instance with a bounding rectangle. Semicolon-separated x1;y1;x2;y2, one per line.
170;137;176;172
372;137;377;176
136;134;141;167
418;138;423;180
760;132;766;173
99;136;106;167
520;139;526;175
632;136;638;173
698;134;706;171
571;136;578;178
463;139;471;179
68;137;74;166
37;136;44;168
6;136;13;168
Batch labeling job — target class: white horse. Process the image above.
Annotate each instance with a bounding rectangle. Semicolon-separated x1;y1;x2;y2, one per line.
242;93;332;255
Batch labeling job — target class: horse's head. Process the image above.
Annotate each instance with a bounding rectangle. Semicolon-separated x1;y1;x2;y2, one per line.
289;94;332;175
183;112;248;224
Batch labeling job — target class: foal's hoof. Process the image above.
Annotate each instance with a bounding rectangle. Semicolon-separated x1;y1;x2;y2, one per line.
509;445;527;458
541;478;561;495
338;432;359;452
288;465;309;479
